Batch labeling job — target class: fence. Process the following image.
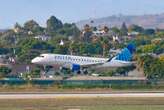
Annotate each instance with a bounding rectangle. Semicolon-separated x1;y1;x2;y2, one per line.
0;78;147;86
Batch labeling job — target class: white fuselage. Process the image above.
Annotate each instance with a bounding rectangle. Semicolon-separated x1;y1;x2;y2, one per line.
32;54;107;66
31;54;133;69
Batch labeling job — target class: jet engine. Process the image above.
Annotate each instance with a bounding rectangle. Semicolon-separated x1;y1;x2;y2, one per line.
71;64;81;72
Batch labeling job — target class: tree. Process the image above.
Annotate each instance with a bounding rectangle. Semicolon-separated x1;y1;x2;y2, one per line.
116;65;136;76
120;22;128;36
17;38;54;63
82;24;93;42
24;20;44;35
103;26;109;33
159;55;164;62
128;24;144;33
0;30;16;46
84;24;91;32
30;67;41;78
0;67;11;78
24;20;39;30
46;16;63;34
143;29;155;35
138;44;156;53
99;37;109;57
111;27;120;34
131;36;151;47
58;23;80;37
137;55;164;79
69;41;80;55
54;44;69;54
93;27;97;31
14;22;22;30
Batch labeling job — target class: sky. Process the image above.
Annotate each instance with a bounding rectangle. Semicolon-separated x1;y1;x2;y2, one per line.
0;0;164;28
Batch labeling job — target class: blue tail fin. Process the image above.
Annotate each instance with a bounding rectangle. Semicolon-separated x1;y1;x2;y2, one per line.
115;44;136;61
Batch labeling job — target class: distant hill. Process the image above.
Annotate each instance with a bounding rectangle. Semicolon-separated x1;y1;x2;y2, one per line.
0;29;8;33
76;13;164;29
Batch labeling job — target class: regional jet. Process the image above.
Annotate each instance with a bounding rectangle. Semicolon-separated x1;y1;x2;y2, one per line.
31;44;136;73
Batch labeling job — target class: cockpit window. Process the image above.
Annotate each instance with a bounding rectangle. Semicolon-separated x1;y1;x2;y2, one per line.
39;55;44;58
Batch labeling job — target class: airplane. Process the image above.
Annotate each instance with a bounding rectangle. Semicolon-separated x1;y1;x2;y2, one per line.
31;44;136;73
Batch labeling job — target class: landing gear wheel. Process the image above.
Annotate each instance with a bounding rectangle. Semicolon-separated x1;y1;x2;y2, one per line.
77;71;81;74
82;68;88;75
83;70;88;75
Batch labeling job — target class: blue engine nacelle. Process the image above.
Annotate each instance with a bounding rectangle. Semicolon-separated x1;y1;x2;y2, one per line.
71;64;81;72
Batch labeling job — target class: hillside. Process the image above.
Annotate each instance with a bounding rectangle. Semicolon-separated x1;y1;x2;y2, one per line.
0;29;8;33
76;13;164;29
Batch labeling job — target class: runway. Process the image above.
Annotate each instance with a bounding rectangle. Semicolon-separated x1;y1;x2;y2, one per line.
0;93;164;99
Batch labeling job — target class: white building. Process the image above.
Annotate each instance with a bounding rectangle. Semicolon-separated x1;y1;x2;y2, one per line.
34;35;51;41
128;31;139;36
93;30;106;36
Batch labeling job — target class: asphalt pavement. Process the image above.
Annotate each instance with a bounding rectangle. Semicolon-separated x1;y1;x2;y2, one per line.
0;93;164;99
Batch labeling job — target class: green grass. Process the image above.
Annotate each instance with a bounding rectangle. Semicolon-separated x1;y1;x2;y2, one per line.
0;97;164;110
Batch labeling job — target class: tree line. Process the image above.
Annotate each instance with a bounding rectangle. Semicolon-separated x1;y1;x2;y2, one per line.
0;15;163;79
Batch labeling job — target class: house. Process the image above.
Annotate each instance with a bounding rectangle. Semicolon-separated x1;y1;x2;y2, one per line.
127;31;139;40
128;31;139;36
34;35;51;41
92;30;106;36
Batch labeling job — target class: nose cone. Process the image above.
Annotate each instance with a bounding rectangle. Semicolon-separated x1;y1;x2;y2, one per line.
31;58;39;64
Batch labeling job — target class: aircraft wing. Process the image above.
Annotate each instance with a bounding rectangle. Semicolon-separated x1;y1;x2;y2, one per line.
77;62;105;68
